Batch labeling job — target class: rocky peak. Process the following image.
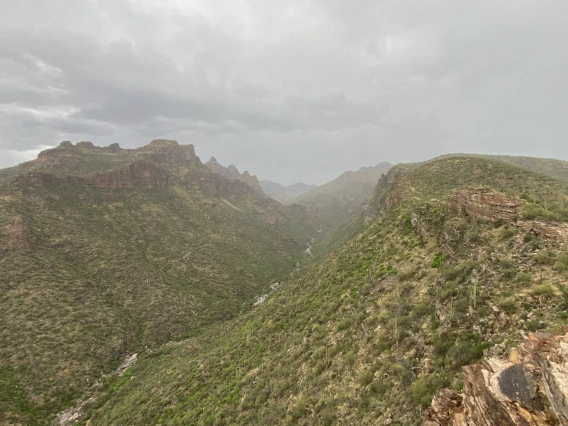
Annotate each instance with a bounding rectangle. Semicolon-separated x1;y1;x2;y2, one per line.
204;158;264;194
424;330;568;426
137;140;198;167
106;143;121;153
76;141;95;149
148;139;179;148
227;165;239;176
59;141;74;148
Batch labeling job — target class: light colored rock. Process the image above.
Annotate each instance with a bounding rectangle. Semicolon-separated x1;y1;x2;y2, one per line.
424;331;568;425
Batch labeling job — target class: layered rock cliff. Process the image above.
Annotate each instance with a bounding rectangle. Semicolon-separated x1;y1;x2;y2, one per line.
447;187;522;222
424;331;568;426
88;160;169;189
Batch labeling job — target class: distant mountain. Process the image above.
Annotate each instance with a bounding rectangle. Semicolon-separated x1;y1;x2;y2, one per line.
0;139;322;424
292;161;393;225
204;156;264;193
260;181;317;204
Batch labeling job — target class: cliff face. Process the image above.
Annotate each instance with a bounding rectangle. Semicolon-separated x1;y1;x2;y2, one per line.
137;140;200;167
88;160;168;189
424;331;568;426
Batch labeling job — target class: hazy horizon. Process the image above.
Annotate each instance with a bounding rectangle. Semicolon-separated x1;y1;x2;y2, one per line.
2;0;568;185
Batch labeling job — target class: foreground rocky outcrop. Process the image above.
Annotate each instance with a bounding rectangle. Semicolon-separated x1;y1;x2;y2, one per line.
424;330;568;426
448;187;522;222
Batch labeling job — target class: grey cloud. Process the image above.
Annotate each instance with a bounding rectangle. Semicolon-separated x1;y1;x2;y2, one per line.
1;0;567;184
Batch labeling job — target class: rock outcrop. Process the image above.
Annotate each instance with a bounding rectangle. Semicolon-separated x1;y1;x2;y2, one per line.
137;139;200;167
424;331;568;426
447;188;568;243
76;141;95;149
88;160;168;188
447;188;522;222
204;156;264;193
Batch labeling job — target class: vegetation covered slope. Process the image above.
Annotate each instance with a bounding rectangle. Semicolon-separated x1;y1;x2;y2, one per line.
441;154;568;184
292;162;392;226
0;140;321;425
84;156;568;426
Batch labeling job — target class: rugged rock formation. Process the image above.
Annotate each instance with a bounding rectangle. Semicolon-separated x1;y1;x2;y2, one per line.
137;139;200;167
76;141;95;149
447;188;568;243
424;331;568;426
521;220;568;243
106;143;121;153
204;156;264;193
88;160;168;188
447;188;523;222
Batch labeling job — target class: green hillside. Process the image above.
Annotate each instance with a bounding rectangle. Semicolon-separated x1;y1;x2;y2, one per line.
83;156;568;425
0;140;321;424
440;153;568;184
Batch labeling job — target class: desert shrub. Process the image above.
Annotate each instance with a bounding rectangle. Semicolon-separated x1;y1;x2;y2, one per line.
409;375;450;409
431;253;450;269
535;250;555;265
556;252;568;272
359;370;374;386
499;226;515;240
531;284;556;297
447;340;490;369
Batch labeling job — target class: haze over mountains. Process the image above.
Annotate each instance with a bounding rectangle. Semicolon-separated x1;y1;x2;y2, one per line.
260;181;317;204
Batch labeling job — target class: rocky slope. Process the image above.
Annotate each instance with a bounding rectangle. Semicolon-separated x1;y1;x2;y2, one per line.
81;156;568;425
260;181;317;204
204;156;264;193
425;330;568;426
0;140;321;425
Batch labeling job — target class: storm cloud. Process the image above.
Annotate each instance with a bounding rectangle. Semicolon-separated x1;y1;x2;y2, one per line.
2;0;567;184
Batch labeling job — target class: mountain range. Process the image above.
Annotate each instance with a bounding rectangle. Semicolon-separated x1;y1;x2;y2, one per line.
2;145;568;425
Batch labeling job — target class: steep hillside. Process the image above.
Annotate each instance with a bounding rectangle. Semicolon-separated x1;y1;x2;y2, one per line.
293;162;392;226
83;156;568;425
204;156;264;193
0;140;321;425
260;181;317;204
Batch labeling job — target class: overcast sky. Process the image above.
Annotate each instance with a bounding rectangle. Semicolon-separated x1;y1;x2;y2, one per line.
2;0;568;185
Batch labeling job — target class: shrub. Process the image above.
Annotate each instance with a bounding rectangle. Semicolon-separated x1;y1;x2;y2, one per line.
556;252;568;272
499;226;515;240
359;370;374;386
535;250;555;265
431;253;450;269
409;375;450;409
